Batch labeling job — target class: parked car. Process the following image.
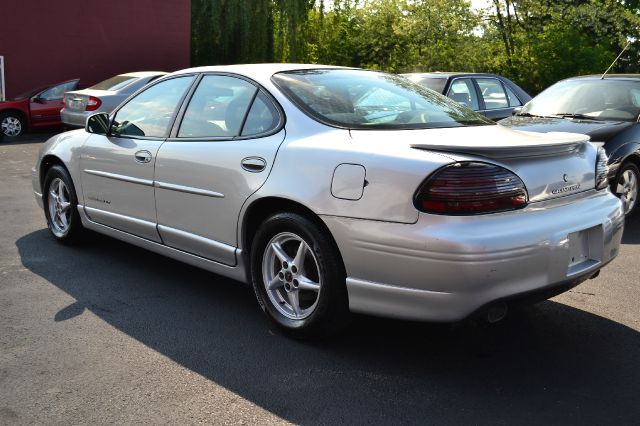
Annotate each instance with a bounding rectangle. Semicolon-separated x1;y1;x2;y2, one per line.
32;64;624;337
500;74;640;216
61;71;167;127
0;79;84;138
403;72;531;121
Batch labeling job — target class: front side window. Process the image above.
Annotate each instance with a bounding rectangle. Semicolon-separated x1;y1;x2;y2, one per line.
476;78;508;110
111;76;195;138
521;79;640;122
40;81;77;101
273;69;491;129
447;79;480;110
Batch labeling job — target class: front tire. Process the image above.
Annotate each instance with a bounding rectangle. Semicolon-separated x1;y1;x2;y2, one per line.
250;212;349;338
43;165;84;243
614;162;639;216
0;112;25;138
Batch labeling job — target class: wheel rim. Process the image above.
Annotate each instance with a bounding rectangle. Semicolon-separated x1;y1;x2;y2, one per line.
1;116;22;136
262;232;322;320
616;169;638;215
47;178;72;237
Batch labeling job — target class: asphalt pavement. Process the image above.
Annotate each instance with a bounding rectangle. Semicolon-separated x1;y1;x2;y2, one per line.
1;133;639;425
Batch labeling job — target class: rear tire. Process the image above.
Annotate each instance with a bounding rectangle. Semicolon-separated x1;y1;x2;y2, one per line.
43;165;84;244
250;212;349;339
614;162;639;216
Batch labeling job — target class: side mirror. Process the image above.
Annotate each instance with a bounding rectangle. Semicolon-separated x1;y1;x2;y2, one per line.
512;106;523;116
32;96;45;104
86;112;110;135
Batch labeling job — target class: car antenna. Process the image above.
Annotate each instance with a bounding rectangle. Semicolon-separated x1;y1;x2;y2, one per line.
601;39;634;79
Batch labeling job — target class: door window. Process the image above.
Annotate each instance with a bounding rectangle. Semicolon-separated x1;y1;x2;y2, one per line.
504;85;522;107
40;81;77;100
447;79;479;110
476;78;509;110
178;75;268;138
111;76;195;138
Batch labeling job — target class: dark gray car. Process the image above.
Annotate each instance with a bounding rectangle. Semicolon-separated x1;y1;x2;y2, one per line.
500;74;640;216
403;72;531;121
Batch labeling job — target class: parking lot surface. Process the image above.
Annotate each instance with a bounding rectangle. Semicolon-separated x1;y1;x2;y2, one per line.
1;133;639;425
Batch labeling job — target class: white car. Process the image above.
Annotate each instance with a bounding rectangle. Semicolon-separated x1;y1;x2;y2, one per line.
33;64;624;337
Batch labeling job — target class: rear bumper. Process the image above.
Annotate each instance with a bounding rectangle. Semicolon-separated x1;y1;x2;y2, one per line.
321;189;625;322
60;109;88;127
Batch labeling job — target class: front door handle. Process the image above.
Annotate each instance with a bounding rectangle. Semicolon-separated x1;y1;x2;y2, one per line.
134;150;152;163
241;157;266;172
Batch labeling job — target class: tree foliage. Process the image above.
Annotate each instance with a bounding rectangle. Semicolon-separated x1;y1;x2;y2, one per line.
191;0;640;93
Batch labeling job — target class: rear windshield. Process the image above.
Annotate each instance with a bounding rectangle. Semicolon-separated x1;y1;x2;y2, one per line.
272;69;493;130
90;75;137;91
406;76;448;93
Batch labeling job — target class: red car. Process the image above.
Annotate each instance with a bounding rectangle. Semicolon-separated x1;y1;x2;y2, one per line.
0;79;84;138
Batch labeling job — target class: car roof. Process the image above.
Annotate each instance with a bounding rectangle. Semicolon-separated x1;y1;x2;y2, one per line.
119;71;168;78
402;72;504;79
173;63;353;78
563;74;640;82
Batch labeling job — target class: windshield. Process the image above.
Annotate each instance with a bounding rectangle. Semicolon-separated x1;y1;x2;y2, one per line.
521;79;640;122
90;75;137;91
11;86;46;100
272;69;493;129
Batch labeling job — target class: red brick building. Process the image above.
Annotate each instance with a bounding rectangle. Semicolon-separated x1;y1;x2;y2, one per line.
0;0;191;99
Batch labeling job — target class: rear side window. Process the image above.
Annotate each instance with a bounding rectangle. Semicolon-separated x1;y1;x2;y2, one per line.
178;75;280;138
476;78;509;110
111;75;195;138
242;92;280;136
505;85;522;107
447;79;479;110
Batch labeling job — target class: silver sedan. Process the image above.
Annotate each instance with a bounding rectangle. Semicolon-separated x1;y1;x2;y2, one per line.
60;71;167;127
32;64;625;338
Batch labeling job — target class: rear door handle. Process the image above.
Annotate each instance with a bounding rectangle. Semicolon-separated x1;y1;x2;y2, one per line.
241;157;266;172
134;150;152;163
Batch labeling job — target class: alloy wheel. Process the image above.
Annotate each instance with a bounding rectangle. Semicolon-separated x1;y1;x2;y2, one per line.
1;116;22;137
47;178;72;237
262;232;322;320
616;168;638;215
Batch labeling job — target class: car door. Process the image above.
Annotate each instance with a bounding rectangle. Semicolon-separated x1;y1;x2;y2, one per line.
80;75;196;242
474;77;518;121
154;74;285;265
30;80;78;125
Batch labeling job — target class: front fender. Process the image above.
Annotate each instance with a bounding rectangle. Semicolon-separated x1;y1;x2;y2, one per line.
35;130;91;204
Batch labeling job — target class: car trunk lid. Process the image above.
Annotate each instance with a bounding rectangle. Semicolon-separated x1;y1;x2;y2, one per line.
349;125;597;204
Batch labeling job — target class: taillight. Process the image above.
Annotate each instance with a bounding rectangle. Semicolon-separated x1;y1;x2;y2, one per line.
63;93;72;107
85;96;102;111
414;162;528;215
595;146;609;190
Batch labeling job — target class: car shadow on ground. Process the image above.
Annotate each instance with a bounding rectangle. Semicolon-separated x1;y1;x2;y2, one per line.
16;229;640;425
622;214;640;244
